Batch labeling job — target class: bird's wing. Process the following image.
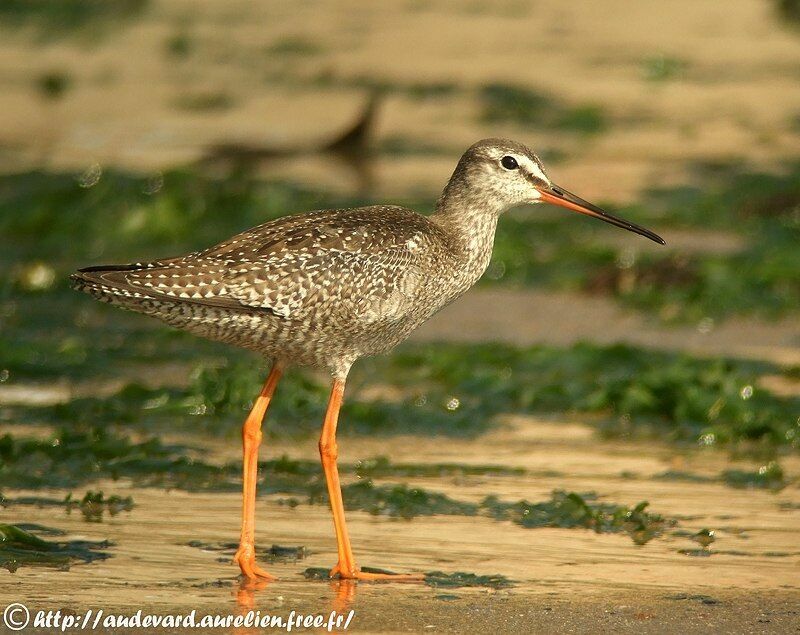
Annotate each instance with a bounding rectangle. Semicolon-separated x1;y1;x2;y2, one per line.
78;206;440;320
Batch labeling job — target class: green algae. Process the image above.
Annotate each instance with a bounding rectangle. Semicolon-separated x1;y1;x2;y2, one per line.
0;523;110;572
186;360;493;437
667;593;720;605
721;461;787;490
293;475;673;546
266;36;324;57
186;541;308;562
376;343;797;450
164;31;192;58
302;567;513;589
176;344;799;449
4;341;798;457
774;0;800;27
1;491;133;522
334;480;479;520
479;83;607;135
424;571;513;589
0;523;49;549
654;467;793;490
353;456;525;478
641;56;689;81
677;548;713;557
302;567;333;580
0;429;672;543
653;470;715;483
0;427;231;490
36;71;72;100
481;490;672;545
0;0;148;41
66;491;134;521
173;91;235;112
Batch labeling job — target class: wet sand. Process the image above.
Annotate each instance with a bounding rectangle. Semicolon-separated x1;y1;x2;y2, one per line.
3;418;799;632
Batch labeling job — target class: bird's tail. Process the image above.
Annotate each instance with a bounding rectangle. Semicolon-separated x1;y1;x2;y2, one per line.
70;264;157;311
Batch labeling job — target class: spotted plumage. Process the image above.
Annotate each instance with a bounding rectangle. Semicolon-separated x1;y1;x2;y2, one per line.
72;203;492;377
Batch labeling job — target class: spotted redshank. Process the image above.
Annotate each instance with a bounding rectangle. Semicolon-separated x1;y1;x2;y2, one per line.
72;138;664;582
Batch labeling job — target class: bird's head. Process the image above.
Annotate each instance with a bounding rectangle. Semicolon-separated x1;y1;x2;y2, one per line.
444;138;664;245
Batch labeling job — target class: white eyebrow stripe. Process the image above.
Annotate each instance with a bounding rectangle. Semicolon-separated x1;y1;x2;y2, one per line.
516;155;549;183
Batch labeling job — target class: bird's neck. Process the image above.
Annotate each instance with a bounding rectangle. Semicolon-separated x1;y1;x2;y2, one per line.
431;186;501;273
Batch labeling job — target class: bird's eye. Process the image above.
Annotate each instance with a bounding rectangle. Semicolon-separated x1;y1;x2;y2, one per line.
501;155;518;170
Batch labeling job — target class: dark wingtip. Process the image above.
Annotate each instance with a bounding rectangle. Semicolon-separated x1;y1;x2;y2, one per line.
77;263;141;273
72;263;145;294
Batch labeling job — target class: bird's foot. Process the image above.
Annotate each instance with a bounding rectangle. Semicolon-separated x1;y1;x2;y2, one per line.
234;543;276;581
329;562;424;582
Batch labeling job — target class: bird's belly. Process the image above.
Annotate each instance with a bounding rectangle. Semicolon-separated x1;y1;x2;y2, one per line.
131;294;411;369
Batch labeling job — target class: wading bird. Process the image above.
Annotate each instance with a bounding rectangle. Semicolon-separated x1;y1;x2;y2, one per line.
72;138;664;581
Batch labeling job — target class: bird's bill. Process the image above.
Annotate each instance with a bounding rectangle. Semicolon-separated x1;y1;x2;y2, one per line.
537;185;665;245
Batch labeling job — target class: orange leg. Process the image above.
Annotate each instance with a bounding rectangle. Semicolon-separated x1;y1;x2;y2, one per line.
233;363;283;581
319;379;424;582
